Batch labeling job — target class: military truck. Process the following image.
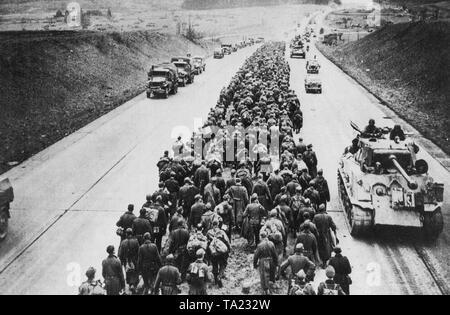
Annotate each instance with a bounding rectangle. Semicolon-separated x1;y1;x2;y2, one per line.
214;48;225;59
192;56;206;75
171;60;195;86
305;74;322;94
0;178;14;241
147;64;179;98
290;46;306;59
306;59;320;74
338;128;444;239
221;44;232;55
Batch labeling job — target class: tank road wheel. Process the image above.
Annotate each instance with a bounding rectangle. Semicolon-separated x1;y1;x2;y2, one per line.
349;205;373;237
0;211;9;241
423;209;444;241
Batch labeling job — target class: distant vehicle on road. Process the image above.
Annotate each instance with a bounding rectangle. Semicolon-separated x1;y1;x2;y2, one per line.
214;48;225;59
338;131;444;240
291;46;306;59
304;74;322;94
256;37;265;43
221;44;232;55
192;56;206;74
147;64;178;98
306;59;320;74
0;178;13;241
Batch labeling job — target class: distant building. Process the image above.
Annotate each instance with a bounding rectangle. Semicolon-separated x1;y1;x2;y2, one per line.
67;2;81;28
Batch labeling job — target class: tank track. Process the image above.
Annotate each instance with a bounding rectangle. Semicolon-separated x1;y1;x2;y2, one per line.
423;209;444;241
337;170;374;237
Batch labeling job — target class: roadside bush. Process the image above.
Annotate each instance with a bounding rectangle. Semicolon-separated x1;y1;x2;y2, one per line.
184;26;204;42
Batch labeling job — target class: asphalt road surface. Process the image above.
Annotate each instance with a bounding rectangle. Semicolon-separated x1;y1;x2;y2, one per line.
1;13;449;295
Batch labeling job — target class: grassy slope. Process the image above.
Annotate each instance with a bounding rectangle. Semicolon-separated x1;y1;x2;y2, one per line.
318;21;450;152
0;31;210;173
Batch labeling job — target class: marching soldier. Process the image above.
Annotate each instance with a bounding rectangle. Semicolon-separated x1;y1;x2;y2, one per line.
187;249;211;295
137;233;162;295
328;247;352;295
116;204;137;241
253;231;278;295
154;254;182;295
132;208;152;246
102;245;125;295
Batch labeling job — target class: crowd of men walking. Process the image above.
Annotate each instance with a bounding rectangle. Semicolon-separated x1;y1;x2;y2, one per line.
79;42;352;296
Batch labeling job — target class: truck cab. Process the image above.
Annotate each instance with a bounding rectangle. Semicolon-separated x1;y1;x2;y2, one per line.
147;67;178;98
192;56;206;74
221;44;232;55
214;48;225;59
172;61;194;85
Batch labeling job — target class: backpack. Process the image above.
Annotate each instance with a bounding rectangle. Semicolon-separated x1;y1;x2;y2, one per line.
88;281;106;296
187;233;208;255
291;283;309;296
189;262;206;284
323;283;339;296
209;235;228;257
146;207;160;224
291;197;304;213
265;222;283;244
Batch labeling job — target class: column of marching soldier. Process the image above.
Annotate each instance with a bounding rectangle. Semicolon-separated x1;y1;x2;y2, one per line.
79;42;352;296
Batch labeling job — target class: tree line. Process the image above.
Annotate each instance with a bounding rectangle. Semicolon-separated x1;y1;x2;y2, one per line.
181;0;332;10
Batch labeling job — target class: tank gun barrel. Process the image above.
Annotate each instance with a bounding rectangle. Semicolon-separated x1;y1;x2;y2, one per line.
389;155;418;190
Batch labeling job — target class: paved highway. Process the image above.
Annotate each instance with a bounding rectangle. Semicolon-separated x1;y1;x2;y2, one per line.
0;11;449;295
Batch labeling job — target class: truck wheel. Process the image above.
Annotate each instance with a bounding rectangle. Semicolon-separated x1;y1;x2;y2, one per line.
146;92;151;99
164;89;169;99
0;211;9;241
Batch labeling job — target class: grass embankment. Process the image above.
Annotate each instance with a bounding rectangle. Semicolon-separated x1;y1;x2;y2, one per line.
0;30;211;174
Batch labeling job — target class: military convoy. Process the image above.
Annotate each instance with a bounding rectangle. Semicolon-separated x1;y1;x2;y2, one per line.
338;126;444;239
0;178;13;241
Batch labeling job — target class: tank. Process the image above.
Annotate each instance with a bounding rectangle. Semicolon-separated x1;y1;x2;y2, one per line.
338;134;444;240
0;178;14;241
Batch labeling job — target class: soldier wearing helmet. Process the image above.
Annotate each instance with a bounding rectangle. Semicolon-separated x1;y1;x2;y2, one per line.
186;249;210;295
154;254;182;295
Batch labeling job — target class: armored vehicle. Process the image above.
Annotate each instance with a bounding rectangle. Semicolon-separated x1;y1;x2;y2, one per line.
338;128;444;239
0;178;14;241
